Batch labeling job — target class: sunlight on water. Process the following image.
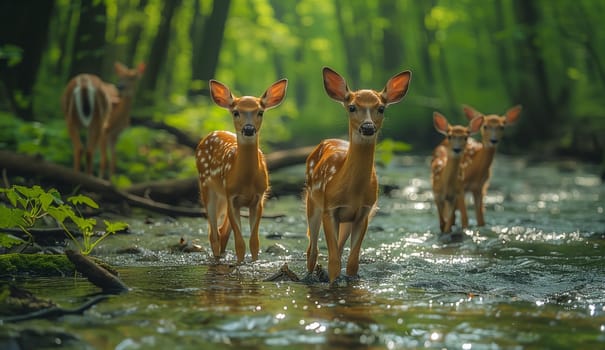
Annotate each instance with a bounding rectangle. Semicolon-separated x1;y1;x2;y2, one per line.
4;156;604;349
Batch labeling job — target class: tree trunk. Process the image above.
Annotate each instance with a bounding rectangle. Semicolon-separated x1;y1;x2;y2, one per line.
125;0;149;66
190;0;231;96
68;0;108;78
511;0;559;147
138;0;182;103
0;0;55;120
380;2;405;78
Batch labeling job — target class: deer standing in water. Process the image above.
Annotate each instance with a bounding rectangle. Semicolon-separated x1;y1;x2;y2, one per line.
431;112;484;233
62;62;145;178
457;105;522;227
305;67;411;283
195;79;288;263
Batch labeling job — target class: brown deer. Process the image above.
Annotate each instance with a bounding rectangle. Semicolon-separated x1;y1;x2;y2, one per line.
457;105;522;227
195;78;288;263
305;67;411;283
431;112;484;233
62;62;144;178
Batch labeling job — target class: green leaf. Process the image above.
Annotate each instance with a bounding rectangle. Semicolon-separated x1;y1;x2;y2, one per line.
46;205;74;224
5;189;20;208
104;220;128;234
70;215;96;233
0;206;26;228
68;195;99;209
48;188;64;205
39;192;55;211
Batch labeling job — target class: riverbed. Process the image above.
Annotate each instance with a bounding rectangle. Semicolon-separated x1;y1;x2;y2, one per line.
3;155;605;349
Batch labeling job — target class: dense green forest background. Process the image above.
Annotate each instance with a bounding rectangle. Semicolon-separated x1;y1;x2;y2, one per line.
1;0;604;186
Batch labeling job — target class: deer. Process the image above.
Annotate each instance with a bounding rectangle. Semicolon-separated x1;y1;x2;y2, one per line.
195;78;288;263
431;112;484;233
304;67;411;283
99;62;145;179
457;105;522;227
62;62;145;178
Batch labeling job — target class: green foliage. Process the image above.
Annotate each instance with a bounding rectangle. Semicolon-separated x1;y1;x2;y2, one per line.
0;44;23;67
5;0;605;186
0;185;127;255
376;138;412;167
0;234;24;249
0;253;74;277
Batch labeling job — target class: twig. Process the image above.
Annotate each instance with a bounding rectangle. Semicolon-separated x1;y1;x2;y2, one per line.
0;295;110;323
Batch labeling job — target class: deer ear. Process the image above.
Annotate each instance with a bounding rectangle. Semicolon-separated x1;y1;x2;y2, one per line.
114;62;128;74
468;116;484;134
382;70;411;106
463;105;482;121
137;63;146;75
261;79;288;110
433;112;449;135
505;105;522;124
323;67;349;103
209;80;233;109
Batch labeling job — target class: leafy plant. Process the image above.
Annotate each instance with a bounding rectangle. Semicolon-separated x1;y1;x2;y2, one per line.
0;185;127;255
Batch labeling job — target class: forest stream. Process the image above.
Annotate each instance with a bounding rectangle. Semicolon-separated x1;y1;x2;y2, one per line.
1;155;604;349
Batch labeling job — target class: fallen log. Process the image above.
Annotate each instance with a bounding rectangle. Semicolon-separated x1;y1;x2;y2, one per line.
65;249;128;294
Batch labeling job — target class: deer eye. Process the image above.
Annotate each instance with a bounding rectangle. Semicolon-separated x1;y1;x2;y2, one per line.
232;111;240;118
258;110;264;117
377;105;385;113
348;105;356;112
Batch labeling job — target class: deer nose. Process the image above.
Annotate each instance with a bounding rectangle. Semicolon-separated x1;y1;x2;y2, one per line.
452;147;463;155
490;139;499;145
242;124;256;136
359;122;376;136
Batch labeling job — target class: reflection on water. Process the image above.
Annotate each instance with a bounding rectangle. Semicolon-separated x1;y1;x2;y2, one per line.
4;156;605;349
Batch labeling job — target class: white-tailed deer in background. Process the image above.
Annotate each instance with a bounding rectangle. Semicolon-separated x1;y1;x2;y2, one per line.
62;73;111;175
99;62;145;179
457;105;522;227
305;67;411;283
62;62;145;178
195;78;288;263
431;112;484;233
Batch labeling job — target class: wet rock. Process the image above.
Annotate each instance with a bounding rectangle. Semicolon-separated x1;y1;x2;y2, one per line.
0;328;91;350
0;285;56;316
264;263;300;282
264;243;288;255
170;237;205;253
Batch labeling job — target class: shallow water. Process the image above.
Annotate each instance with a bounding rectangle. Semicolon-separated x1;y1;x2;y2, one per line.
4;156;605;349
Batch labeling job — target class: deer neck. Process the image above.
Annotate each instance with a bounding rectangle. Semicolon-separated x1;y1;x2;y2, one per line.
476;144;497;171
341;141;377;186
443;152;464;189
234;138;263;177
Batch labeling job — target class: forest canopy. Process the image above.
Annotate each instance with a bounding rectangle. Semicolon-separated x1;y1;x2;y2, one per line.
1;0;604;186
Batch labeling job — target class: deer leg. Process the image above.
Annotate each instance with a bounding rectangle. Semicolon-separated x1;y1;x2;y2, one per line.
322;210;341;283
86;120;103;176
227;196;246;263
443;200;455;233
346;210;370;277
202;188;221;259
305;198;322;274
436;200;446;232
248;196;263;261
474;190;485;226
458;193;469;228
217;198;231;254
337;222;352;256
